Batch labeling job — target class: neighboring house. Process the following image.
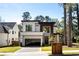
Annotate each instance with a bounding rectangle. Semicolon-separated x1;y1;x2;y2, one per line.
0;25;9;46
0;22;19;46
20;20;56;47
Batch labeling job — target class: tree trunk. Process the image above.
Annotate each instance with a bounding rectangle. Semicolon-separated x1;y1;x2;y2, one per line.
67;4;72;47
63;3;67;45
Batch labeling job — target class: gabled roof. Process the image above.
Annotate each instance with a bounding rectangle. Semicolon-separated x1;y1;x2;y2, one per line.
0;25;9;33
0;22;16;29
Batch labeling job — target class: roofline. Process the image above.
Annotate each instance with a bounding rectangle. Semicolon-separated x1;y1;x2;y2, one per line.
0;22;17;29
39;22;56;25
21;20;56;24
0;22;16;23
21;20;40;22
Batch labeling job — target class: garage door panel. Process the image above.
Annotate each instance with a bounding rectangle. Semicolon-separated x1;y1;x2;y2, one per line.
25;39;41;46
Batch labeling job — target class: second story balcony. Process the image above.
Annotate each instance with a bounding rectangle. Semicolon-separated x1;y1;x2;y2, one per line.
20;31;50;36
20;31;44;36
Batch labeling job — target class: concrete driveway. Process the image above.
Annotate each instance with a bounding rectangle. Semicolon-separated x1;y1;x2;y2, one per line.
15;47;41;52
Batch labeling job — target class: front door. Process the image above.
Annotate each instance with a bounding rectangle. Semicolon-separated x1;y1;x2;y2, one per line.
44;36;48;44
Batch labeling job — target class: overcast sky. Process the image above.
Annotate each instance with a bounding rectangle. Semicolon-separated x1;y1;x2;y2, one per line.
0;3;63;24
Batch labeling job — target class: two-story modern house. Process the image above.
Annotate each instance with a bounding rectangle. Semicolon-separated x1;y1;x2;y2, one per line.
20;20;56;47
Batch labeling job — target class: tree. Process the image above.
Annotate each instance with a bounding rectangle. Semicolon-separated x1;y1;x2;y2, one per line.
22;12;31;20
59;3;79;47
0;16;5;22
34;15;45;22
72;20;79;36
76;4;79;29
71;4;79;43
18;24;22;31
0;16;1;22
45;16;51;22
56;19;64;34
67;4;72;47
59;3;73;47
63;3;67;45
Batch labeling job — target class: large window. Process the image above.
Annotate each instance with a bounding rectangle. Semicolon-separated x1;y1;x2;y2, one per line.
12;31;14;34
25;25;28;31
28;25;32;31
12;38;14;41
26;25;32;31
43;26;51;33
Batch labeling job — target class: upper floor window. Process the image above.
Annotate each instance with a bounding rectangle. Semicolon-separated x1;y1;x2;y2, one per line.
15;32;16;34
25;25;28;31
25;25;32;31
12;31;14;34
12;38;14;41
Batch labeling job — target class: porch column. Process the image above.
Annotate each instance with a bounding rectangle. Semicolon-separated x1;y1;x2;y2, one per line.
57;34;60;43
51;25;53;33
41;38;43;46
20;34;23;46
22;39;25;47
40;25;43;32
22;36;25;47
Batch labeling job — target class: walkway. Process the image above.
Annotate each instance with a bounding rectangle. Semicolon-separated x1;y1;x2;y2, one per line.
15;47;41;52
13;47;48;56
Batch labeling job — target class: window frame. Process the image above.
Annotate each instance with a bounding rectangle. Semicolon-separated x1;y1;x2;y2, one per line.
12;31;14;34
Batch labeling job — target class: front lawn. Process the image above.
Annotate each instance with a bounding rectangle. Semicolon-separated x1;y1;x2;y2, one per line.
41;46;79;55
41;46;79;51
0;54;5;56
64;52;79;55
41;46;51;51
0;46;21;53
63;47;79;50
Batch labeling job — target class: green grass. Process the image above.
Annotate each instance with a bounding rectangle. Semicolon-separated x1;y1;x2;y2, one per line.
64;52;79;54
0;54;5;56
41;46;79;55
41;46;51;51
63;47;79;50
0;46;21;53
41;46;79;51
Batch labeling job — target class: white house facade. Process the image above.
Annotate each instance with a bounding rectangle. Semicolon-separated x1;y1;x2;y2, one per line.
0;22;19;46
0;25;9;46
8;24;19;45
0;33;9;46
